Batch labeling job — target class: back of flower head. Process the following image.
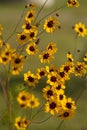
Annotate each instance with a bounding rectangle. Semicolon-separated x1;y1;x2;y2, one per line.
26;0;55;7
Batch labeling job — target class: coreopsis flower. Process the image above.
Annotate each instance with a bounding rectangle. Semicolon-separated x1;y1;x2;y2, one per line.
11;53;25;67
58;108;76;120
25;9;36;23
0;53;10;65
39;50;54;63
58;97;76;120
28;27;38;41
56;89;66;101
27;94;40;108
15;116;30;130
11;66;23;75
62;97;76;110
54;83;66;91
45;97;61;115
24;71;38;87
17;32;29;44
46;42;57;54
0;44;15;65
36;67;47;79
74;62;87;76
17;91;31;108
45;65;58;73
84;53;87;61
43;16;60;33
62;62;74;74
26;42;39;55
67;0;80;7
42;85;55;100
74;22;87;37
47;71;59;86
22;22;32;33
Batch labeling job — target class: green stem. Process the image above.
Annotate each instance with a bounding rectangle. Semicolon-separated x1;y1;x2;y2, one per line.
56;120;64;130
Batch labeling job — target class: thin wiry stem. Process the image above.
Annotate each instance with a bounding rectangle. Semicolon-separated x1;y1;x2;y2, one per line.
75;83;87;103
35;0;48;23
5;8;25;43
73;34;78;60
32;115;52;124
56;120;64;130
36;3;66;24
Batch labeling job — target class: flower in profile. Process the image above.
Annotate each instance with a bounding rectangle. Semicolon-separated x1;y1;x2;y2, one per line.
45;65;57;73
24;71;38;87
15;116;30;130
74;22;87;37
39;50;54;63
25;9;36;23
43;16;60;33
67;0;80;7
84;53;87;61
67;52;74;62
74;62;87;76
46;42;57;54
26;42;39;55
17;32;29;44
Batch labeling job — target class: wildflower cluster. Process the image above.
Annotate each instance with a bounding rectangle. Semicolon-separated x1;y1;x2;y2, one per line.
0;0;87;130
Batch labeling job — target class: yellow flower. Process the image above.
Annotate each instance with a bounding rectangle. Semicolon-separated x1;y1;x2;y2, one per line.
17;91;31;108
74;62;87;76
42;85;55;100
28;27;38;41
27;94;40;108
67;52;74;62
0;44;14;65
39;50;54;63
67;0;80;7
26;42;39;55
84;53;87;61
11;66;23;75
47;71;59;86
43;16;60;33
58;108;76;120
22;21;32;33
46;42;57;54
36;67;47;79
45;65;57;73
17;32;29;44
74;22;87;37
25;9;36;23
11;53;25;67
24;71;38;87
15;116;30;130
45;97;61;115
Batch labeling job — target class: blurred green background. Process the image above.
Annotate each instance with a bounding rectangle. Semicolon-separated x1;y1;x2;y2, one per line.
0;0;87;130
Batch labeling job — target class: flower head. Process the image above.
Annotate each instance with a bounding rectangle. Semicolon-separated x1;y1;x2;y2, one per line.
74;22;87;37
